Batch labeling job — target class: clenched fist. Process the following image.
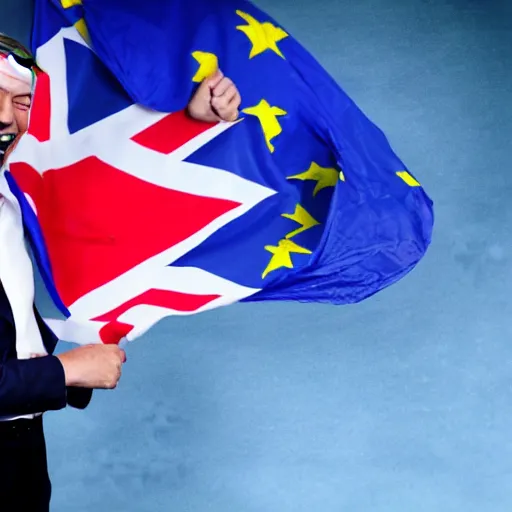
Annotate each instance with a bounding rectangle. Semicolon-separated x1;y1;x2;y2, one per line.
187;69;241;123
57;344;126;389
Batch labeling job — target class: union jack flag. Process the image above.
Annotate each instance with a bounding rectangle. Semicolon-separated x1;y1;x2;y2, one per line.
5;0;433;345
8;26;274;344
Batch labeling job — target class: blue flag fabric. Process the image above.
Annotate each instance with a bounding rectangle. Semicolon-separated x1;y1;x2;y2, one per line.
25;0;433;331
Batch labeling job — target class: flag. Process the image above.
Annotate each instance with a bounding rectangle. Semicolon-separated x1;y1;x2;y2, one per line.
6;0;433;345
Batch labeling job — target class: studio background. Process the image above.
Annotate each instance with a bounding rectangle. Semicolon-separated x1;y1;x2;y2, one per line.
3;0;512;510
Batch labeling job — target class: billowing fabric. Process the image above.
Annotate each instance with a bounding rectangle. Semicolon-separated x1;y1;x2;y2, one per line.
5;0;433;344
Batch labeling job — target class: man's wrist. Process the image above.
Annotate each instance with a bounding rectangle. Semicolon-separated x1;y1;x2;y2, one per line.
56;352;77;387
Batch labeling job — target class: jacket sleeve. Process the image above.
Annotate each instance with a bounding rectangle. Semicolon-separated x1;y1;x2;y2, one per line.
0;355;67;417
66;386;93;409
34;308;94;410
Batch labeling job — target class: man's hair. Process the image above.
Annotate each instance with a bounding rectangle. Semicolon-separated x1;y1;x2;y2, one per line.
0;32;33;60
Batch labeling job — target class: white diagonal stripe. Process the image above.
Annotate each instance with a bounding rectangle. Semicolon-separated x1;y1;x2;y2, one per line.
11;24;269;333
67;198;263;318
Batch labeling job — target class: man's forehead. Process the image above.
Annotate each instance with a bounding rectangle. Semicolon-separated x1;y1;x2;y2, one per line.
0;53;32;92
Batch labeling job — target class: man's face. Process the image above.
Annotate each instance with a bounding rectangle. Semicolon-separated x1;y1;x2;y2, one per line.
0;54;32;137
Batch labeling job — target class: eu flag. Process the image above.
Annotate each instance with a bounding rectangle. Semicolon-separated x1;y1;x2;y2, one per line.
7;0;433;344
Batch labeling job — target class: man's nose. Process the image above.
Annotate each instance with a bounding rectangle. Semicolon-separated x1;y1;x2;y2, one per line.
0;94;15;130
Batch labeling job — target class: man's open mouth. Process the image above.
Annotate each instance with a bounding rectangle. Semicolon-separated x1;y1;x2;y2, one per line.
0;133;16;166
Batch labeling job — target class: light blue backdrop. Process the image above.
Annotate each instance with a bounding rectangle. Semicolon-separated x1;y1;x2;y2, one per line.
4;0;512;510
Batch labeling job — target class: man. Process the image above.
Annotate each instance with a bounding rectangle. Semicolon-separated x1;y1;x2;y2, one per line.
0;32;128;512
0;32;240;511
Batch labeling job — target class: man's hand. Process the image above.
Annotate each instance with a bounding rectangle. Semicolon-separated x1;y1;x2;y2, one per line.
57;344;126;389
187;69;241;123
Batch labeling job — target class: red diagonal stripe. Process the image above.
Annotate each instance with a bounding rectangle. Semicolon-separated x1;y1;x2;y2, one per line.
99;321;134;345
9;162;43;211
28;70;51;142
94;288;219;320
95;289;220;344
131;110;217;154
38;156;239;307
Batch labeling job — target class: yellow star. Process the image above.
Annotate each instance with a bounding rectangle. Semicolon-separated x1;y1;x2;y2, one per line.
396;171;421;187
282;204;320;239
236;10;288;59
191;51;219;82
61;0;82;7
74;18;90;44
288;162;340;196
59;0;89;43
262;239;312;279
242;99;286;152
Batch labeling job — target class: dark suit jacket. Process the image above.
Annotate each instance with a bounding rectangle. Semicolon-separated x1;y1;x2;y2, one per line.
0;279;92;417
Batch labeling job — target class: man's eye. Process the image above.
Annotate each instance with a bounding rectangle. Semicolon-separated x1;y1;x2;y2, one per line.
14;100;31;111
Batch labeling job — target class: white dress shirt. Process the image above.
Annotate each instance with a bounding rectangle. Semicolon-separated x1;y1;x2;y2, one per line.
0;172;47;420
